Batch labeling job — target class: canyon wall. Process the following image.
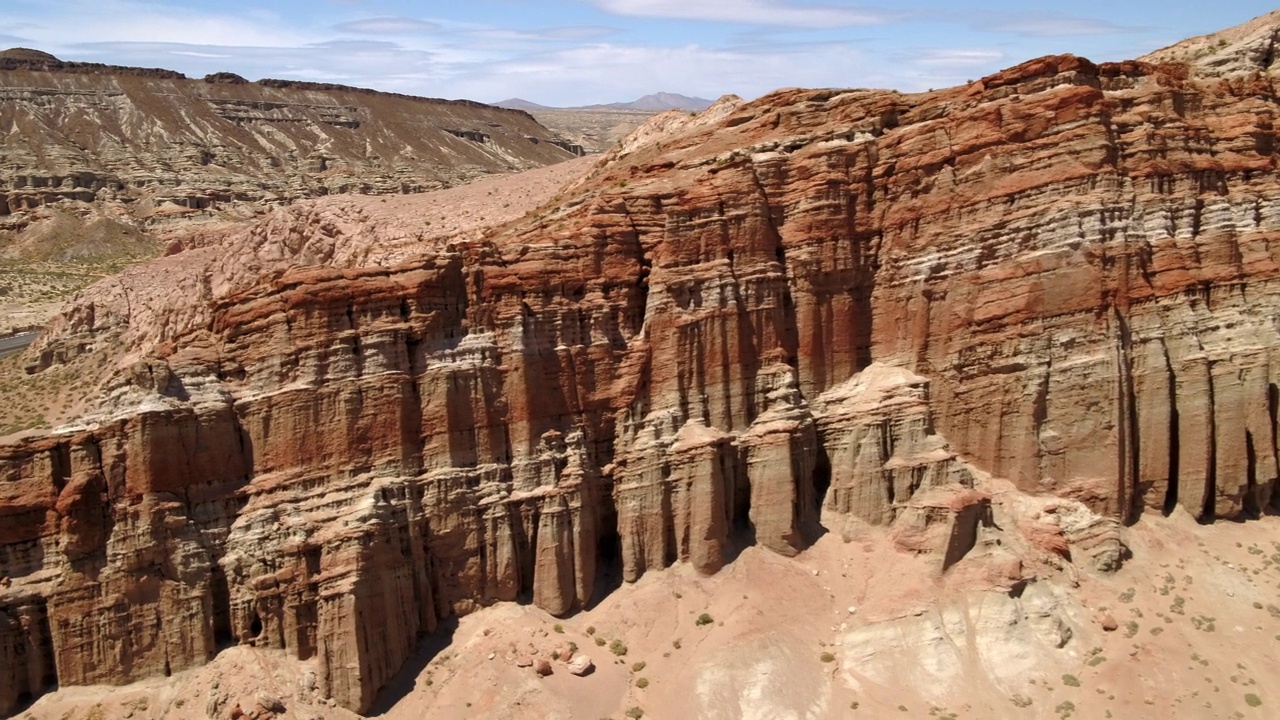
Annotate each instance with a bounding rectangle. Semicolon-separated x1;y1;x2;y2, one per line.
5;22;1280;716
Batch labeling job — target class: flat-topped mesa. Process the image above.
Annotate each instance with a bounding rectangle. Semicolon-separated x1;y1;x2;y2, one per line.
0;51;575;219
6;9;1280;714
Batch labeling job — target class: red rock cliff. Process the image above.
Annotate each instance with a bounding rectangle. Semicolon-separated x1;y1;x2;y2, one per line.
4;15;1280;715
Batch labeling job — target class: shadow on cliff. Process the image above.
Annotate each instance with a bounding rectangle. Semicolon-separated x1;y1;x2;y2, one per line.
367;616;458;716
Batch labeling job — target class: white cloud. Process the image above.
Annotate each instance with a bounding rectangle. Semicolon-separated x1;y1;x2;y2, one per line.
974;13;1129;37
0;0;313;50
909;48;1004;67
0;0;1157;108
466;26;619;42
591;0;898;28
443;41;909;105
333;17;442;35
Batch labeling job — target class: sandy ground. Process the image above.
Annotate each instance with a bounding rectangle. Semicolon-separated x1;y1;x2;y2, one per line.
17;509;1280;720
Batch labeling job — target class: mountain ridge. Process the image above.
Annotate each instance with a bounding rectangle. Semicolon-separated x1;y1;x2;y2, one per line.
496;91;714;113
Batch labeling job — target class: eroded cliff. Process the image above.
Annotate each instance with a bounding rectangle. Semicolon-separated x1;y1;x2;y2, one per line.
5;12;1280;716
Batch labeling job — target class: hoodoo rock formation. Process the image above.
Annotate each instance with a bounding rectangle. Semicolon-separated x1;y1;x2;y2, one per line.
5;11;1280;716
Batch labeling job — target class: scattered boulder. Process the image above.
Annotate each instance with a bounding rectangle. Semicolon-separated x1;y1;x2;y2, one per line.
534;659;553;676
567;655;595;676
256;692;286;714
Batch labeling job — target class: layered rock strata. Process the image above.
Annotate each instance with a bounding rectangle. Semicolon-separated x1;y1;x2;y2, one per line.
5;11;1280;716
0;51;575;220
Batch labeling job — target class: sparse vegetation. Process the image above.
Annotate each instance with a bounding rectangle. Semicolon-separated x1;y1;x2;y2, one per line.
1192;615;1217;632
632;661;646;672
626;707;644;719
820;652;836;663
595;636;607;647
1062;674;1080;687
610;639;628;657
696;613;714;626
636;677;649;689
1246;694;1263;707
554;623;564;633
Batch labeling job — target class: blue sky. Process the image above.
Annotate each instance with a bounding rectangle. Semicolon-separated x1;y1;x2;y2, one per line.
0;1;1274;105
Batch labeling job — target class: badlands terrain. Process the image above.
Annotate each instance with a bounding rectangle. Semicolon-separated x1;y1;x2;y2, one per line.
5;8;1280;720
0;47;581;335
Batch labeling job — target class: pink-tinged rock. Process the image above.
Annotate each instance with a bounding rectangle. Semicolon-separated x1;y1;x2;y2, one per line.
567;655;594;676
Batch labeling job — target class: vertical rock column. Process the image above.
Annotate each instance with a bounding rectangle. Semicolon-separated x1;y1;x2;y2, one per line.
740;374;819;556
614;420;737;581
0;600;56;717
668;421;735;575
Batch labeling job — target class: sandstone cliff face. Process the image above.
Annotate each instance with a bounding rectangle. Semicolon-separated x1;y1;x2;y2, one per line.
5;14;1280;716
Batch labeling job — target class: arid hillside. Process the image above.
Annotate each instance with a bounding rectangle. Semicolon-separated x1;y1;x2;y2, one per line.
0;48;579;334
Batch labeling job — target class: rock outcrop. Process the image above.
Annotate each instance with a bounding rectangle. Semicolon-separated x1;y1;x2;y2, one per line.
6;10;1280;716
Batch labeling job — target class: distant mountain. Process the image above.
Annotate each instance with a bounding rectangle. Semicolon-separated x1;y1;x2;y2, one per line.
496;92;715;113
495;98;553;111
585;92;715;112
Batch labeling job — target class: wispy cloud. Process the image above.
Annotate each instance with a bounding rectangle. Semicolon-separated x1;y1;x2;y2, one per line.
473;26;619;41
333;17;442;35
908;48;1004;67
591;0;899;28
448;41;906;104
971;12;1131;37
0;1;312;49
0;0;1242;108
